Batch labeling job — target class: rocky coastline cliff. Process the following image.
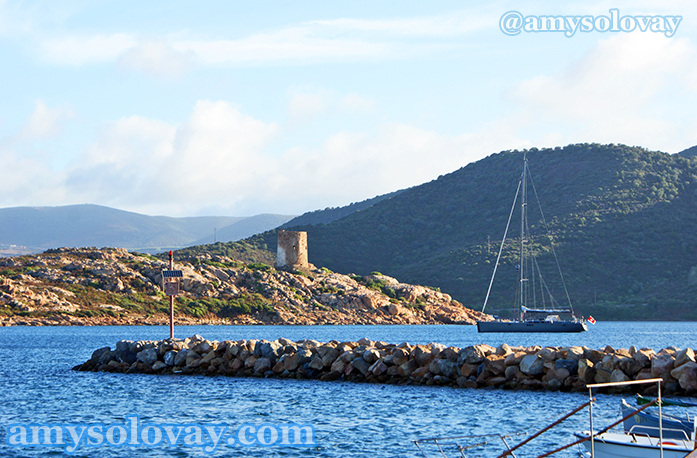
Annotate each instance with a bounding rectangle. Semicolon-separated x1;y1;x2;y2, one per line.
0;247;489;326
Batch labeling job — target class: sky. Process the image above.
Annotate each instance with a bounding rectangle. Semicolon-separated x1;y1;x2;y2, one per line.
1;0;696;217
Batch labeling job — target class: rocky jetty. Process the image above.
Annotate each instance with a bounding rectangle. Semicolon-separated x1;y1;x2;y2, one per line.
75;335;697;396
0;247;488;326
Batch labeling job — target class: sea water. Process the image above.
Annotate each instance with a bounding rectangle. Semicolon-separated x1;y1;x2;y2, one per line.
1;322;696;457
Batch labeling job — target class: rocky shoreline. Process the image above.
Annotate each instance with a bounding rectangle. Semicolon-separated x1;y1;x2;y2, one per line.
0;247;489;326
75;335;697;396
0;314;239;327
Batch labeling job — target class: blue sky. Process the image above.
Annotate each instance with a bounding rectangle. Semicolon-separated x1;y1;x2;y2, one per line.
1;1;695;217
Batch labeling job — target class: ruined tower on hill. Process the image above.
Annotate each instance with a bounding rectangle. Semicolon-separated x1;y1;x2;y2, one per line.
276;230;309;270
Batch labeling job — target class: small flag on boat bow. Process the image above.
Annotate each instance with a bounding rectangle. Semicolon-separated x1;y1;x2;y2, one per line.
587;316;596;324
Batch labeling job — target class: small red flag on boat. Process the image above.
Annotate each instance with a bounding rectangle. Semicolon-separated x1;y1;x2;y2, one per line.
588;316;596;324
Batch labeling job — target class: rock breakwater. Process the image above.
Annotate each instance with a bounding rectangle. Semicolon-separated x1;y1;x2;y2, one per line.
75;335;697;396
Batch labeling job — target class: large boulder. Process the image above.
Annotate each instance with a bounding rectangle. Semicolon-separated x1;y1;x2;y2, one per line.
309;355;325;371
89;346;112;365
671;361;697;382
163;350;177;366
398;359;419;377
594;368;612;384
349;357;370;375
136;347;158;366
260;341;283;359
504;352;527;366
619;357;644;376
564;346;585;361
115;340;137;364
458;344;495;365
253;357;272;374
675;348;695;367
284;348;313;372
674;363;697;392
610;369;630;383
173;349;189;366
484;355;506;376
555;359;578;375
651;353;675;378
577;359;595;384
519;355;544;376
391;348;410;366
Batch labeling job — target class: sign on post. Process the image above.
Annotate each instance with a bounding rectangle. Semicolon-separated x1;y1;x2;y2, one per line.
164;250;181;340
162;270;183;296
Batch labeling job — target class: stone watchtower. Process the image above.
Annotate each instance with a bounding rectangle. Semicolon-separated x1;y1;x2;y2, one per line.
276;230;309;270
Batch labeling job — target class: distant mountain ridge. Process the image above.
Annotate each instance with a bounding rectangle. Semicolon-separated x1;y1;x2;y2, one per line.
0;204;295;255
280;191;405;228
191;214;298;246
197;143;697;320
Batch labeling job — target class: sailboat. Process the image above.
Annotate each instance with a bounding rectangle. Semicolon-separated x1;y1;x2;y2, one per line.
575;379;697;458
477;152;588;333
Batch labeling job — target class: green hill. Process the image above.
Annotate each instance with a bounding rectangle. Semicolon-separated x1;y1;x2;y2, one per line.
177;143;697;320
678;145;697;159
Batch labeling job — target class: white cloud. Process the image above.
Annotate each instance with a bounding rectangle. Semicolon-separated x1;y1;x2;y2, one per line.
168;100;278;192
81;115;175;168
287;87;374;124
67;100;278;215
511;33;697;151
17;100;74;141
54;98;535;216
310;12;492;37
0;96;537;216
31;7;492;70
174;11;495;67
118;40;195;78
0;148;67;206
288;89;330;122
267;121;529;211
341;93;374;113
175;28;391;66
39;33;136;65
0;101;74;200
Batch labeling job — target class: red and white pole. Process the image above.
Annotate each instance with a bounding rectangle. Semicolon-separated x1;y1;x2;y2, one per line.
168;250;174;339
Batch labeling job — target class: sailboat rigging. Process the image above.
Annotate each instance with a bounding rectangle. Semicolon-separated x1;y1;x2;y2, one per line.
477;152;588;333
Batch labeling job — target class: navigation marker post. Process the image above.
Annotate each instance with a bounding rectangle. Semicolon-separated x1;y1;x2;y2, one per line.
162;251;183;339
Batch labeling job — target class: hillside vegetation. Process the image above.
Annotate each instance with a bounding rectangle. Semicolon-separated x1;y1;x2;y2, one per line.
196;143;697;320
0;247;486;326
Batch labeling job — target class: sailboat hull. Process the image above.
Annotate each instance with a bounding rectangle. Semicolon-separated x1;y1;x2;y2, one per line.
477;320;588;333
575;431;694;458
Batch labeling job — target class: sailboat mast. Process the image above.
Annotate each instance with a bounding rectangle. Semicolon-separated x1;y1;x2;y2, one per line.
519;153;528;321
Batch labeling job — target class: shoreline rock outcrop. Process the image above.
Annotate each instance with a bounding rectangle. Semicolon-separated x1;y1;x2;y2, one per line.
0;247;489;326
75;335;697;396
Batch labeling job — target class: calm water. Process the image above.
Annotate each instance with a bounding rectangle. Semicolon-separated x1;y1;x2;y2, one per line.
1;322;696;457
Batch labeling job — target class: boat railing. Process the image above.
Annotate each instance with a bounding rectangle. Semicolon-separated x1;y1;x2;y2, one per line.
626;424;692;442
414;379;687;457
585;378;679;457
517;379;666;457
413;432;527;458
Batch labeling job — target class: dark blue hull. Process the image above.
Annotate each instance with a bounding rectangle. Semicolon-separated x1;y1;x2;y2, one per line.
477;320;588;333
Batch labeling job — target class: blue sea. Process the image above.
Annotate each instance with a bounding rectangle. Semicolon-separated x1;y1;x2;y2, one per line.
1;322;696;457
